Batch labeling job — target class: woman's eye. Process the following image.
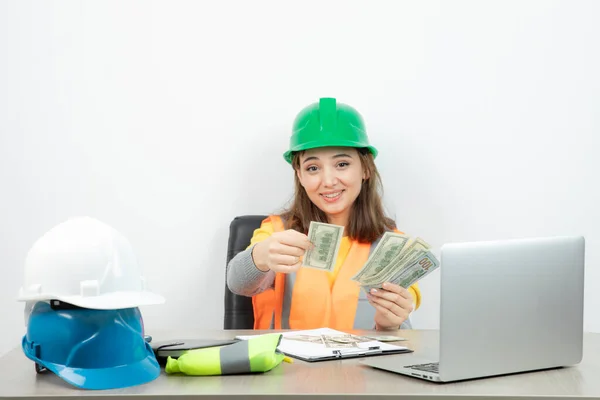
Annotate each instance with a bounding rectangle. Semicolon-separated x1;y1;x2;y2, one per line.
306;166;318;172
337;162;349;168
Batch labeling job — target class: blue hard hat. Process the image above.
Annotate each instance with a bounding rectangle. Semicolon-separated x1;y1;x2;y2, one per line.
22;301;160;390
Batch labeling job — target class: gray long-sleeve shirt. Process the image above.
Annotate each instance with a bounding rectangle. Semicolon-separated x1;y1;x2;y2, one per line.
226;245;275;297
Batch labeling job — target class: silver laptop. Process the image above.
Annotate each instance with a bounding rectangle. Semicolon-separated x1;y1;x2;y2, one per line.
363;235;585;382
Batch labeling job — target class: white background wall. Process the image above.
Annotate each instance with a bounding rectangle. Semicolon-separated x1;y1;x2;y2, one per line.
1;0;598;357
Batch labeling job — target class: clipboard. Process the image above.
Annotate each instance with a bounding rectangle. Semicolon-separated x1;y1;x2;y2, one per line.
286;345;413;362
236;327;413;362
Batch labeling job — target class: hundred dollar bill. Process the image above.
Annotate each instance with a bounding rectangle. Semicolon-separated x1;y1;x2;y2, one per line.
285;334;324;343
359;237;431;286
302;221;344;272
320;334;371;348
365;248;428;286
351;231;411;283
392;251;439;288
362;250;440;293
392;237;431;267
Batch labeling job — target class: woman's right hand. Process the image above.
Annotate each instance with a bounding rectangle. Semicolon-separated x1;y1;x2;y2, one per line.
252;229;313;273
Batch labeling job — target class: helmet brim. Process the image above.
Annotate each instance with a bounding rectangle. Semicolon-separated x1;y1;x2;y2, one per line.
22;338;160;390
283;141;378;164
18;290;166;310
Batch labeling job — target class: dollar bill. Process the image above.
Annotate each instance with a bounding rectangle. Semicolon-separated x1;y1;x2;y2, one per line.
302;221;344;272
359;237;431;286
350;231;411;283
392;251;439;288
391;237;431;268
362;250;440;292
360;335;407;342
286;334;325;343
286;334;370;348
320;334;371;348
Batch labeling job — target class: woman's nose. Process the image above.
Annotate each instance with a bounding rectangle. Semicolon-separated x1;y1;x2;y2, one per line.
322;167;338;187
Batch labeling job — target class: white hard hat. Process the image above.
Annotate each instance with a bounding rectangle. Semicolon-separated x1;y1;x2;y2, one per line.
17;216;165;310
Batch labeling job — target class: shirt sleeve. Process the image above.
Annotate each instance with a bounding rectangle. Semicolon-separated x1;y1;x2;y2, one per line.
408;282;422;310
225;218;276;297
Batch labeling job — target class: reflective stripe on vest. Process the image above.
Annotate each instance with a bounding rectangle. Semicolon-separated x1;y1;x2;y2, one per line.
277;244;412;330
252;216;412;330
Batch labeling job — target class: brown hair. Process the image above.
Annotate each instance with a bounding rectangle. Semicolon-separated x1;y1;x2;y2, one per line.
279;148;396;243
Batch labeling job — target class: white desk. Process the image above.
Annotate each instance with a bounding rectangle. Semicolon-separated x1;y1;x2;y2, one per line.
1;329;597;399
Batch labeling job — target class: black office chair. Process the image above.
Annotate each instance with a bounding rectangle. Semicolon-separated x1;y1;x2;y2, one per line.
223;215;267;329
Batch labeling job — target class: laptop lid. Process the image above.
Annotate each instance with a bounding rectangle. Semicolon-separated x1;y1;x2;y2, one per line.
438;235;585;382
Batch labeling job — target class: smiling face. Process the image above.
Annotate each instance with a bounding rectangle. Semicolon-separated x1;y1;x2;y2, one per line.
296;147;367;227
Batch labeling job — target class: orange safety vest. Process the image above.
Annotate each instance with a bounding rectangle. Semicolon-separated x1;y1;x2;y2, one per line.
252;215;381;330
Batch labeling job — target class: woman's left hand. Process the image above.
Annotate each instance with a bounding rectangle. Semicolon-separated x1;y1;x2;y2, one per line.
367;282;414;330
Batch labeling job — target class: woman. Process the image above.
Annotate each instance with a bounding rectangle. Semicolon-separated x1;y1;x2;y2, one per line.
227;97;420;331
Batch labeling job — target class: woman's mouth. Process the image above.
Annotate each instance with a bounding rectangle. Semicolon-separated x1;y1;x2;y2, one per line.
320;190;344;203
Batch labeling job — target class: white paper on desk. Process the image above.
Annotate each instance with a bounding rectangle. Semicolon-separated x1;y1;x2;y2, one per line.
236;327;409;361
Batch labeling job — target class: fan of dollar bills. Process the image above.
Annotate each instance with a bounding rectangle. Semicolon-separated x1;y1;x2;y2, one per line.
302;221;440;292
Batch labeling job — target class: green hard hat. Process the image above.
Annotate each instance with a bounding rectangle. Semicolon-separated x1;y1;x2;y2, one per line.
283;97;378;164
